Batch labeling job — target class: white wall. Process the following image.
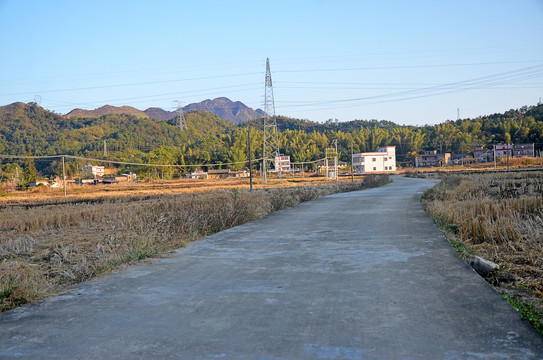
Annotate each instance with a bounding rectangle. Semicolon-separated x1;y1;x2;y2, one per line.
353;147;396;173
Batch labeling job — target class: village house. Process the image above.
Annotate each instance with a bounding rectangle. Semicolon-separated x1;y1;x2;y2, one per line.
473;146;494;162
75;178;100;185
29;180;51;187
102;173;137;184
353;146;396;173
513;143;535;157
186;171;208;179
29;177;63;188
229;170;249;178
494;143;535;158
207;169;231;179
274;155;291;173
417;150;450;167
494;144;513;158
81;165;105;178
451;154;472;165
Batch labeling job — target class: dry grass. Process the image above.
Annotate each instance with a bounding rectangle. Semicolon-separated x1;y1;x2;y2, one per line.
422;171;543;308
0;175;389;312
402;157;542;174
0;176;369;206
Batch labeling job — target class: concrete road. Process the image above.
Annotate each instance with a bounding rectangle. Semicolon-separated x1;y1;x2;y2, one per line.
1;176;543;359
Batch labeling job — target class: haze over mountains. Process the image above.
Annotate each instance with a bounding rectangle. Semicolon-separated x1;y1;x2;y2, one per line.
65;97;266;124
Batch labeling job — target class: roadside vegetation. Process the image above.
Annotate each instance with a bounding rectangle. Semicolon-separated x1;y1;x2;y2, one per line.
422;171;543;334
0;175;389;312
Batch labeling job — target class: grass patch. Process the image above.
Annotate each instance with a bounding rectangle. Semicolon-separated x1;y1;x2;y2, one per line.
503;294;543;335
422;171;543;335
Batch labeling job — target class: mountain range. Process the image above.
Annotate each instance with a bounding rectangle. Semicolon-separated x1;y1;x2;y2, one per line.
64;97;266;124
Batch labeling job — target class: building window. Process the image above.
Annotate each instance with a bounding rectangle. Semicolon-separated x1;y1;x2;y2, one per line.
372;158;376;162
373;167;376;171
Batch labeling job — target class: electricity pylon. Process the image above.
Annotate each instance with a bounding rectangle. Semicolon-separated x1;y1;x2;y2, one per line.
262;58;279;184
173;100;187;130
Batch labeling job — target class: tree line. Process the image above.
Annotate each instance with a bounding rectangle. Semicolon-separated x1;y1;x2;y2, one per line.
1;101;542;186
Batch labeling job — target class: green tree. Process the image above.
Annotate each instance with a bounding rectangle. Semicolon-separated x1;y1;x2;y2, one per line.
23;157;37;184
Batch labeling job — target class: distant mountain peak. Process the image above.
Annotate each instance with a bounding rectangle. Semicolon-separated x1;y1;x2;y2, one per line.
182;97;264;123
62;98;264;123
65;105;148;118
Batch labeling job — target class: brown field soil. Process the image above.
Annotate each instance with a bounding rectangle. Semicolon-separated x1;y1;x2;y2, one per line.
0;175;366;206
0;175;389;312
422;170;543;333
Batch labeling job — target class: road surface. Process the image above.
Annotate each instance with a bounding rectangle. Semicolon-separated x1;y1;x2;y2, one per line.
1;175;542;359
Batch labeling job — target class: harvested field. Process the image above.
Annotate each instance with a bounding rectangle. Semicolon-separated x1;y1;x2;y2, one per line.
422;170;543;333
0;176;373;206
0;175;389;312
401;157;543;175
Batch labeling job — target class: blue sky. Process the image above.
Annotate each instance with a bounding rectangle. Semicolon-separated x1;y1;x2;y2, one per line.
1;0;542;125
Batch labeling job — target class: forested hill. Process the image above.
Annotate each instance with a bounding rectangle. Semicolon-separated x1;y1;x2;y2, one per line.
0;102;234;165
1;101;542;178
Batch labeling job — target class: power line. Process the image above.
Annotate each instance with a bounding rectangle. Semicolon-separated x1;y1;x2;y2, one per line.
273;60;543;74
0;72;262;97
275;65;543;112
0;154;264;168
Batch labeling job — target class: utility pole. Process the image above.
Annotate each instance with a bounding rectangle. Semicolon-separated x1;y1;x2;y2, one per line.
248;126;253;193
507;144;510;172
104;140;107;157
324;153;328;182
351;142;354;183
493;144;496;171
62;156;67;197
334;140;338;182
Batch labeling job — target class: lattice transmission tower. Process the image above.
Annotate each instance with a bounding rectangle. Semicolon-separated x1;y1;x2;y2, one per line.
262;58;280;184
173;100;187;130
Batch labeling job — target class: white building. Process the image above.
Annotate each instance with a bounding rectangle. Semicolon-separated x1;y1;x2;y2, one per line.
353;146;396;173
82;165;105;178
186;171;208;179
274;155;291;172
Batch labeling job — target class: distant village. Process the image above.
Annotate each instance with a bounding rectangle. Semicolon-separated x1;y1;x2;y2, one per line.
25;142;537;189
415;143;536;167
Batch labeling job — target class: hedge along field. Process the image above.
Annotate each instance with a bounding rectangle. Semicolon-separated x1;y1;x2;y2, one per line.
422;171;543;333
0;175;389;312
